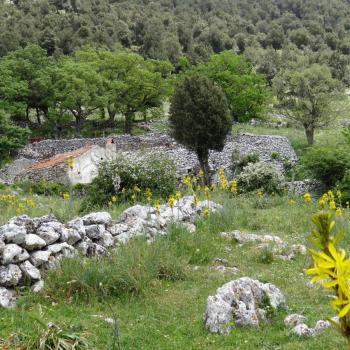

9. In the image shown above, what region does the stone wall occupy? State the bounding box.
[0,132,298,184]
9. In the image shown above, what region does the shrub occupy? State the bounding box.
[300,144,350,188]
[231,150,260,175]
[236,161,285,194]
[80,153,177,211]
[16,180,70,197]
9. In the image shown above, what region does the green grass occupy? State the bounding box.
[0,191,349,349]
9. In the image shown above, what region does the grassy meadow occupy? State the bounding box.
[0,122,349,349]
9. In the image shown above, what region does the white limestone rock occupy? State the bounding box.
[204,277,285,334]
[292,323,315,337]
[36,224,60,245]
[47,242,75,255]
[60,228,82,245]
[66,218,86,237]
[284,314,307,328]
[85,224,106,240]
[0,264,22,287]
[30,250,52,267]
[31,279,44,293]
[2,223,27,244]
[82,212,112,225]
[314,320,331,334]
[20,260,41,281]
[22,234,47,251]
[2,244,29,265]
[0,287,16,308]
[97,232,114,248]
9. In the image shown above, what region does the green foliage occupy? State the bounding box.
[0,112,30,164]
[81,154,177,211]
[257,247,275,264]
[236,161,285,194]
[274,64,341,145]
[301,144,350,188]
[16,180,69,197]
[198,51,269,122]
[169,74,230,183]
[231,150,260,174]
[44,237,187,301]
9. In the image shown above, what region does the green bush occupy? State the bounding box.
[80,153,177,211]
[231,150,260,175]
[15,180,70,197]
[300,144,350,188]
[44,237,187,301]
[236,161,285,194]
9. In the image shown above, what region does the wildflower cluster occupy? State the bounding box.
[0,193,37,214]
[318,190,343,217]
[219,167,229,190]
[306,212,350,344]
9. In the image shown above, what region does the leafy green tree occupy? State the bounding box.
[0,45,53,123]
[274,64,341,145]
[0,112,30,164]
[169,74,231,185]
[198,51,268,122]
[52,56,105,136]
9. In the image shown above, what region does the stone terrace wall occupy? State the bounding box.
[0,132,298,184]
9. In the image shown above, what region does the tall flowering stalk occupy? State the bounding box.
[306,212,350,344]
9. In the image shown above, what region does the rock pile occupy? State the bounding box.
[204,277,285,334]
[220,230,307,261]
[0,196,222,308]
[284,314,331,337]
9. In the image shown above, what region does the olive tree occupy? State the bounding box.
[169,74,231,185]
[274,64,341,145]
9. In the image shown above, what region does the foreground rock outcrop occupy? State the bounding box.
[0,196,222,308]
[204,277,285,334]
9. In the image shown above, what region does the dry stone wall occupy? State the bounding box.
[0,132,298,184]
[0,196,222,308]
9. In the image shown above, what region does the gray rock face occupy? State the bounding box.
[20,261,41,281]
[0,264,22,287]
[292,323,315,337]
[31,280,44,293]
[47,242,75,255]
[0,287,16,308]
[204,277,285,334]
[2,244,29,265]
[285,315,331,337]
[60,228,81,245]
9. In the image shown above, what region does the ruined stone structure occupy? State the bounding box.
[0,132,298,185]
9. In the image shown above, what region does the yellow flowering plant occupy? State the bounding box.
[306,212,350,344]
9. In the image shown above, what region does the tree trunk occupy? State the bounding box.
[124,112,133,135]
[36,108,41,125]
[75,115,83,138]
[305,125,314,145]
[107,106,117,126]
[197,148,210,186]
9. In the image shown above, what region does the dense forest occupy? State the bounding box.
[1,0,350,81]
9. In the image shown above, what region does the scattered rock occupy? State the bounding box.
[284,314,307,328]
[292,323,315,337]
[31,280,44,293]
[314,320,330,334]
[221,230,283,245]
[0,287,16,308]
[211,265,240,274]
[204,277,285,334]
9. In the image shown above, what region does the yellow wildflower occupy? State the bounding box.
[204,186,210,199]
[304,192,312,204]
[289,199,296,205]
[145,188,152,203]
[337,190,342,199]
[198,169,204,178]
[154,199,160,215]
[230,180,237,194]
[175,191,181,201]
[203,207,209,219]
[336,207,343,217]
[111,195,117,203]
[168,195,175,209]
[62,192,70,201]
[319,199,326,209]
[211,183,217,192]
[193,194,198,208]
[329,200,336,210]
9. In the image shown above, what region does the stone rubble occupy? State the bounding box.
[204,277,285,334]
[0,196,222,308]
[284,314,331,337]
[221,230,307,261]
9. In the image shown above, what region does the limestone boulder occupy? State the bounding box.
[0,264,22,287]
[204,277,285,334]
[2,244,29,265]
[82,212,112,225]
